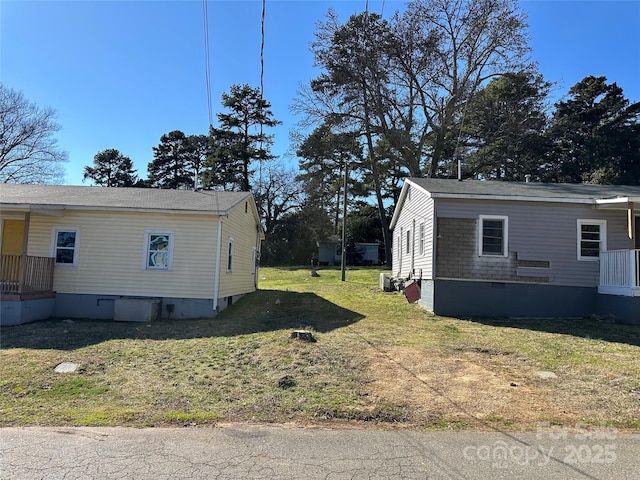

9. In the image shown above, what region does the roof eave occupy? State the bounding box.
[431,193,597,204]
[0,203,65,211]
[595,196,640,208]
[0,203,227,216]
[389,179,433,230]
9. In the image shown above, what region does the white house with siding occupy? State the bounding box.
[0,184,264,325]
[390,178,640,323]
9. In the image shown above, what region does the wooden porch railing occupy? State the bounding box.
[0,255,55,295]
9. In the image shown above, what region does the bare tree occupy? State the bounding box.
[293,1,532,264]
[0,84,67,183]
[296,0,532,178]
[405,0,532,176]
[253,162,303,236]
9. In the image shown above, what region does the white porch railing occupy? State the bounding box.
[599,249,640,296]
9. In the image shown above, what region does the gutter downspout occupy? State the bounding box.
[213,217,223,312]
[255,223,261,289]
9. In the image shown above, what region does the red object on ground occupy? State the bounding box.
[403,281,421,303]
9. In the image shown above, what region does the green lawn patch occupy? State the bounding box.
[1,267,638,431]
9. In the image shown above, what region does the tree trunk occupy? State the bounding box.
[364,128,392,267]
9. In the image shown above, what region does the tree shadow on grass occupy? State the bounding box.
[462,316,640,348]
[0,290,365,351]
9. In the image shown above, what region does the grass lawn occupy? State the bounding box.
[1,267,639,431]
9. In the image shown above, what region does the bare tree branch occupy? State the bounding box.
[0,84,67,184]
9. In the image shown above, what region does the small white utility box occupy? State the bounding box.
[380,273,392,291]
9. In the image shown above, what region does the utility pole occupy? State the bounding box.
[341,155,348,282]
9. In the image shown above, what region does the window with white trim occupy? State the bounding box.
[52,227,80,266]
[478,215,508,257]
[419,223,425,255]
[227,237,234,272]
[406,229,411,254]
[143,230,174,270]
[577,219,606,260]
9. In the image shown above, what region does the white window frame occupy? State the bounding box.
[577,219,607,261]
[419,223,425,255]
[227,236,235,273]
[50,227,81,267]
[478,215,509,257]
[406,229,411,254]
[142,229,174,271]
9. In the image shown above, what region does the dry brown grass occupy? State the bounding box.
[365,347,563,430]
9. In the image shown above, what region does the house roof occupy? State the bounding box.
[390,178,640,229]
[0,184,253,215]
[406,178,640,200]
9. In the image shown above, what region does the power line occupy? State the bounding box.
[202,0,213,128]
[364,0,385,16]
[258,0,266,187]
[260,0,265,101]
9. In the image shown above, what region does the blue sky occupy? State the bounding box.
[2,0,639,186]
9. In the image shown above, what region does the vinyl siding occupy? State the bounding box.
[435,198,629,288]
[24,210,220,298]
[392,184,435,279]
[217,199,261,298]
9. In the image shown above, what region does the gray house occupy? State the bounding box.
[389,178,639,323]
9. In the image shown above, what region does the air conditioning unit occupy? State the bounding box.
[380,273,392,292]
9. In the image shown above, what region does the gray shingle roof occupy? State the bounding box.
[407,178,640,199]
[0,184,252,214]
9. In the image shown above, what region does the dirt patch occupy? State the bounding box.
[363,346,564,430]
[542,367,640,427]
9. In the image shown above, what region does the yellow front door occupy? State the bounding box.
[1,220,25,255]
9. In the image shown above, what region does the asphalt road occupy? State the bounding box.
[1,425,638,479]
